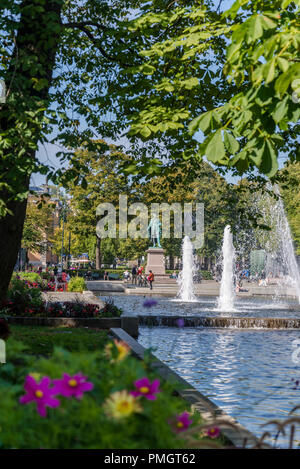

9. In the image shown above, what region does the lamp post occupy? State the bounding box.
[59,200,67,271]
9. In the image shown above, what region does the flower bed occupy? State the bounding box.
[0,332,223,449]
[1,300,122,319]
[1,277,121,319]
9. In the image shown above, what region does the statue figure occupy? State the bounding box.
[147,213,162,248]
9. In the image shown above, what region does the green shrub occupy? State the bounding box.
[100,297,122,317]
[67,277,87,292]
[0,338,221,449]
[200,270,213,280]
[19,272,42,284]
[7,276,43,309]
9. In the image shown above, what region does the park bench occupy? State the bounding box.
[91,272,101,280]
[108,273,120,280]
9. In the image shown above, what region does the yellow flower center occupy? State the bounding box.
[35,390,43,398]
[116,400,134,416]
[140,386,149,394]
[119,401,130,410]
[68,379,78,387]
[177,421,184,428]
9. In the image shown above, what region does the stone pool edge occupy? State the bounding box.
[110,327,262,449]
[138,315,300,329]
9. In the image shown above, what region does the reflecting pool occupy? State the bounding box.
[138,326,300,446]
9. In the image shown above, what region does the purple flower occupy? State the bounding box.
[171,411,193,433]
[53,373,94,399]
[176,318,185,328]
[131,377,160,400]
[206,426,221,439]
[143,299,157,308]
[20,375,60,417]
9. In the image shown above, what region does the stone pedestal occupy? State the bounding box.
[146,248,165,275]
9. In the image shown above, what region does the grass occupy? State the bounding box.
[10,325,109,355]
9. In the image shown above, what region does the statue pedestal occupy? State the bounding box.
[146,248,165,275]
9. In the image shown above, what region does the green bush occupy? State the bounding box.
[67,277,87,293]
[66,269,127,279]
[7,276,43,309]
[100,297,122,317]
[19,272,42,284]
[200,270,213,280]
[0,338,221,449]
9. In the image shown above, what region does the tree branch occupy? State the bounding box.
[62,21,133,68]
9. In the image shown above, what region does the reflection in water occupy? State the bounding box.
[139,327,300,447]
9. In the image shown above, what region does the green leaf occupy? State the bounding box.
[140,126,152,138]
[183,77,199,90]
[141,64,156,75]
[249,15,263,41]
[189,110,213,134]
[272,96,289,123]
[226,41,242,62]
[249,141,265,166]
[277,57,289,73]
[205,130,225,163]
[260,140,278,177]
[261,15,277,30]
[275,64,300,96]
[264,58,276,84]
[224,131,240,154]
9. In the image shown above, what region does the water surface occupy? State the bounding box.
[139,326,300,447]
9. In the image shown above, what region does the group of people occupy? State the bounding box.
[53,266,70,291]
[123,266,155,290]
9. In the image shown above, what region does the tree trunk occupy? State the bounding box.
[96,236,102,269]
[0,0,63,301]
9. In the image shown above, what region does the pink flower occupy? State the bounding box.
[206,426,220,439]
[172,411,193,433]
[19,375,60,417]
[53,373,94,399]
[131,377,160,401]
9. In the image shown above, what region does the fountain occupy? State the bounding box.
[217,225,236,311]
[177,235,197,302]
[269,191,300,303]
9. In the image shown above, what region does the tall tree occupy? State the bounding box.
[22,201,55,254]
[0,0,143,298]
[0,0,64,298]
[66,142,136,268]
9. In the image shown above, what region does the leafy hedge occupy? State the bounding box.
[67,277,87,292]
[66,269,126,279]
[0,300,122,319]
[200,270,213,280]
[0,336,222,448]
[1,278,122,318]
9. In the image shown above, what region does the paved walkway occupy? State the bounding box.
[87,280,299,299]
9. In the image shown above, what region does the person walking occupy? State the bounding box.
[61,270,68,291]
[148,270,154,290]
[137,266,144,286]
[53,265,58,291]
[131,266,137,285]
